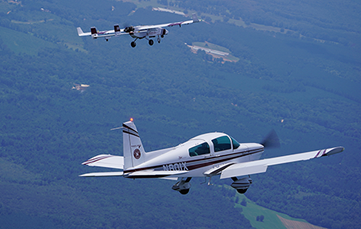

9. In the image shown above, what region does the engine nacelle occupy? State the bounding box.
[124,26,134,33]
[231,177,252,194]
[90,27,97,35]
[114,24,120,33]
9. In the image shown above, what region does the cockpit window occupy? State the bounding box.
[189,142,210,157]
[212,136,231,152]
[230,136,240,149]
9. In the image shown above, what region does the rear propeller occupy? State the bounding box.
[260,129,280,149]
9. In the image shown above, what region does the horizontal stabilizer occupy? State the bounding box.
[221,146,344,179]
[80,172,124,177]
[82,154,124,169]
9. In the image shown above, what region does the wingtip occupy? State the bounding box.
[326,146,345,156]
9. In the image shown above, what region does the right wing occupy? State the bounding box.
[220,146,344,179]
[137,14,201,30]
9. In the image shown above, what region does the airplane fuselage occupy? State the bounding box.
[129,27,168,39]
[81,120,344,195]
[123,132,264,178]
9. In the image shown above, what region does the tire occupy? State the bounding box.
[179,189,189,195]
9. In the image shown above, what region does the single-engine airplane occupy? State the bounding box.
[77,14,201,47]
[80,120,344,195]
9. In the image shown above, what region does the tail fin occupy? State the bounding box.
[77,27,85,36]
[77,27,92,37]
[192,14,200,23]
[123,120,146,170]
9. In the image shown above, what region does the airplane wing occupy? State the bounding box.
[137,14,200,30]
[220,146,344,179]
[124,170,188,179]
[80,172,124,177]
[76,27,127,38]
[80,170,187,178]
[82,154,124,169]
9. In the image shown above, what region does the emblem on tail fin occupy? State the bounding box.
[133,149,141,159]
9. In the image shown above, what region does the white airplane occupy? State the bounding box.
[80,120,344,195]
[77,14,201,47]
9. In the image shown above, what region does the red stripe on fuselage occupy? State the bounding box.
[123,147,263,175]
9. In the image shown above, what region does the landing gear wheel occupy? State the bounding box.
[131,41,136,48]
[237,189,248,194]
[179,189,189,195]
[157,38,161,43]
[149,39,154,46]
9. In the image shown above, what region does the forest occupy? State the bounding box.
[0,0,360,228]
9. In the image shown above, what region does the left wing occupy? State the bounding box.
[123,171,188,179]
[220,146,344,179]
[137,14,200,30]
[77,26,127,38]
[80,172,124,177]
[80,170,187,179]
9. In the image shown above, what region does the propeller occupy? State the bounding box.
[260,129,280,149]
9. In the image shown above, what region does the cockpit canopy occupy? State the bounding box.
[188,134,240,157]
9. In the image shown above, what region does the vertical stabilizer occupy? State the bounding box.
[123,121,146,170]
[192,14,200,23]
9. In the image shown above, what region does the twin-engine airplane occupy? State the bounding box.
[80,120,344,195]
[77,14,200,47]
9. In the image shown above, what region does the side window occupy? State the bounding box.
[212,136,231,152]
[230,136,240,149]
[189,142,210,157]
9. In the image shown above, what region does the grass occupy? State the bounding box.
[192,41,231,53]
[220,185,312,229]
[191,41,240,62]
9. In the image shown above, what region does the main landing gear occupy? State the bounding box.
[130,39,153,47]
[231,176,252,194]
[130,38,160,48]
[172,177,192,195]
[130,38,138,48]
